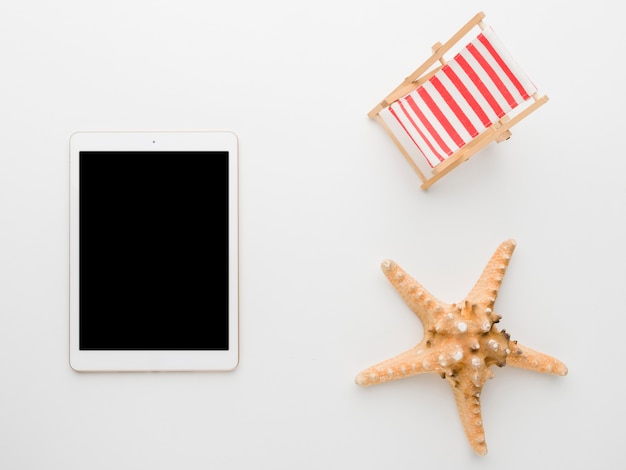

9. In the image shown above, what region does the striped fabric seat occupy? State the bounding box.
[380,27,537,169]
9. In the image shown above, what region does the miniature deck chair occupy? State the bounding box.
[369,12,548,190]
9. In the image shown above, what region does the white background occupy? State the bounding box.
[0,1,622,468]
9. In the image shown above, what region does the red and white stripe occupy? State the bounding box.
[381,26,538,169]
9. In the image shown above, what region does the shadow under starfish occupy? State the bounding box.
[355,239,567,456]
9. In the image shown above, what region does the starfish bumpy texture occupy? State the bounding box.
[355,239,567,456]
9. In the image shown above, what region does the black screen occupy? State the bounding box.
[79,151,229,350]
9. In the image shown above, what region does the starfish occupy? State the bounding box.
[355,239,567,456]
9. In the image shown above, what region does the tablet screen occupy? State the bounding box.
[79,151,229,351]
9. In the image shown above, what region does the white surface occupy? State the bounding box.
[0,1,622,468]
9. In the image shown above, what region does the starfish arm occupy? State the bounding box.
[355,343,440,386]
[381,259,447,329]
[466,239,517,310]
[506,342,568,376]
[450,369,489,456]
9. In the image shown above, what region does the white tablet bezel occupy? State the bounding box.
[69,131,239,372]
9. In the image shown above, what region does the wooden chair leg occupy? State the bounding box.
[495,116,512,143]
[495,130,512,143]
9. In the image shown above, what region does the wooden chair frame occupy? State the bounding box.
[368,12,548,190]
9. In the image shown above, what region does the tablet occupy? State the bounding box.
[69,131,239,371]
